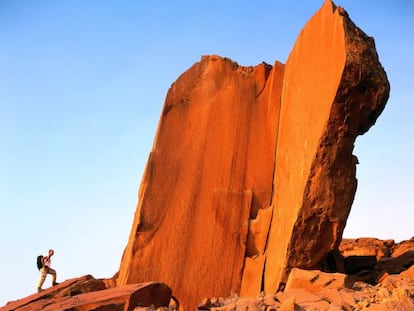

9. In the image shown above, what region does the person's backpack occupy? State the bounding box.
[36,255,43,270]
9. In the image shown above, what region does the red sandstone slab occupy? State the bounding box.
[118,56,283,310]
[265,0,389,292]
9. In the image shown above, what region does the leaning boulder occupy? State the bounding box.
[264,0,389,292]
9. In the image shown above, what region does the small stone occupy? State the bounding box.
[198,297,211,310]
[211,297,220,307]
[357,300,370,308]
[263,295,279,307]
[376,287,390,300]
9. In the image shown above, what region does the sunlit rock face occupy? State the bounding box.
[264,0,389,292]
[117,55,285,310]
[117,0,389,309]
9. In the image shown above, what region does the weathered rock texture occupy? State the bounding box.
[117,0,389,309]
[0,275,172,311]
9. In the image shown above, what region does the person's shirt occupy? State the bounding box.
[43,256,51,268]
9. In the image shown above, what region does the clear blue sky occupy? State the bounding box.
[1,0,413,305]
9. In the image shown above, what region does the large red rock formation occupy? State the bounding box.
[264,0,389,292]
[117,55,285,310]
[117,0,389,309]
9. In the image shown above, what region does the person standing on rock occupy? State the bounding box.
[37,249,58,292]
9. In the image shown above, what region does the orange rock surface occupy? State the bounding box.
[117,55,284,310]
[117,0,389,309]
[264,0,389,292]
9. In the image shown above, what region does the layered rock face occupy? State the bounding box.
[118,0,389,309]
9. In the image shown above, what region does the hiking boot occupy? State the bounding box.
[53,282,59,286]
[37,287,43,293]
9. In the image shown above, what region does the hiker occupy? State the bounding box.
[37,249,58,292]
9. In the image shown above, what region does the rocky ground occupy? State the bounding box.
[194,237,414,311]
[195,267,414,310]
[1,237,413,311]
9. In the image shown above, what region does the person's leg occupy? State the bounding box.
[37,267,47,292]
[47,267,57,285]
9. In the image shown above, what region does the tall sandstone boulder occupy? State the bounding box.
[264,0,389,292]
[117,0,389,309]
[118,55,285,310]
